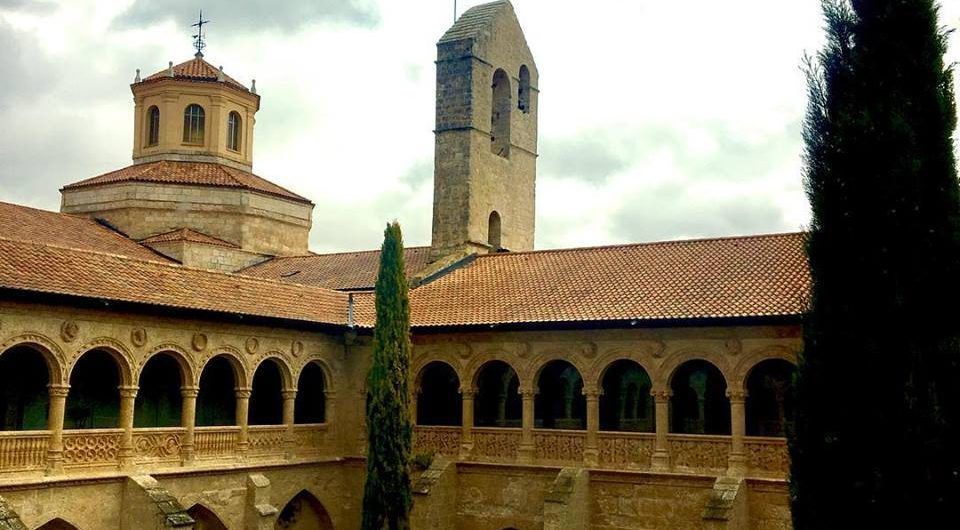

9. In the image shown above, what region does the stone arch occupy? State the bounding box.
[490,68,512,157]
[295,360,328,424]
[466,356,524,393]
[36,517,81,530]
[136,349,189,428]
[197,353,243,427]
[250,355,288,425]
[140,344,196,388]
[187,503,228,530]
[598,359,654,432]
[488,211,502,249]
[412,350,464,389]
[0,340,54,430]
[732,345,798,393]
[68,338,134,386]
[745,358,797,437]
[669,358,730,435]
[415,360,462,426]
[296,357,337,392]
[0,333,66,385]
[590,351,655,392]
[525,352,590,394]
[253,354,295,391]
[654,349,730,392]
[276,489,334,530]
[67,344,132,429]
[198,349,249,389]
[518,64,531,112]
[472,359,522,428]
[534,359,586,430]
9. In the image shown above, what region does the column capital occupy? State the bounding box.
[726,389,748,402]
[282,389,298,400]
[48,384,70,398]
[119,385,139,399]
[583,389,601,399]
[651,389,672,400]
[520,389,538,398]
[235,388,253,399]
[460,389,477,398]
[181,386,200,398]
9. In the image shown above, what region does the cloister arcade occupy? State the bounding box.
[411,348,797,476]
[0,339,332,474]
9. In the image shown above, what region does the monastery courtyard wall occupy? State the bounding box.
[0,298,797,529]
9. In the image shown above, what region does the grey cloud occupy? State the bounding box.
[0,0,55,12]
[609,180,788,243]
[539,130,633,184]
[115,0,379,32]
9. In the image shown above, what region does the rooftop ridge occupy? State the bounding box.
[61,160,312,204]
[0,200,174,263]
[269,245,433,261]
[0,235,347,299]
[476,231,807,259]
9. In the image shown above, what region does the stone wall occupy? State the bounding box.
[61,182,312,258]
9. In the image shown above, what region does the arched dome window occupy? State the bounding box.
[182,104,205,144]
[226,111,242,152]
[146,106,160,147]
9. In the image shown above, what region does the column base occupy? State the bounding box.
[181,446,195,466]
[45,451,63,476]
[651,449,670,471]
[726,454,747,477]
[518,443,535,464]
[583,447,599,467]
[458,441,474,460]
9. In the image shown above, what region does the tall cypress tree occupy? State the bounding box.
[791,1,960,527]
[361,222,413,530]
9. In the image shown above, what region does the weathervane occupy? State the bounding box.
[192,9,210,57]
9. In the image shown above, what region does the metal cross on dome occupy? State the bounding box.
[192,9,210,57]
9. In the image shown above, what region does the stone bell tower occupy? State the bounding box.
[430,0,539,260]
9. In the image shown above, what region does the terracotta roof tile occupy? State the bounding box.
[0,237,349,326]
[61,160,312,204]
[141,56,249,92]
[0,201,170,262]
[140,228,238,248]
[406,233,810,327]
[241,247,433,291]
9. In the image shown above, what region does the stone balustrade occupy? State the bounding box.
[413,426,789,479]
[0,422,332,475]
[0,430,49,473]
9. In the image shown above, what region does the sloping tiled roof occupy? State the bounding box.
[0,201,169,262]
[241,247,433,291]
[61,160,312,204]
[141,228,239,248]
[440,1,511,43]
[406,233,810,328]
[141,56,249,92]
[0,237,350,326]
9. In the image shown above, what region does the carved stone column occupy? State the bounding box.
[651,389,672,471]
[46,383,70,475]
[282,389,297,459]
[727,389,748,476]
[518,389,536,463]
[583,388,600,466]
[180,386,199,464]
[324,390,337,455]
[119,385,139,468]
[459,390,475,459]
[235,388,252,457]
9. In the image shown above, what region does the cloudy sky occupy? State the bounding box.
[1,0,958,253]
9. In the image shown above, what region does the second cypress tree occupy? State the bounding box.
[361,222,413,530]
[791,1,960,527]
